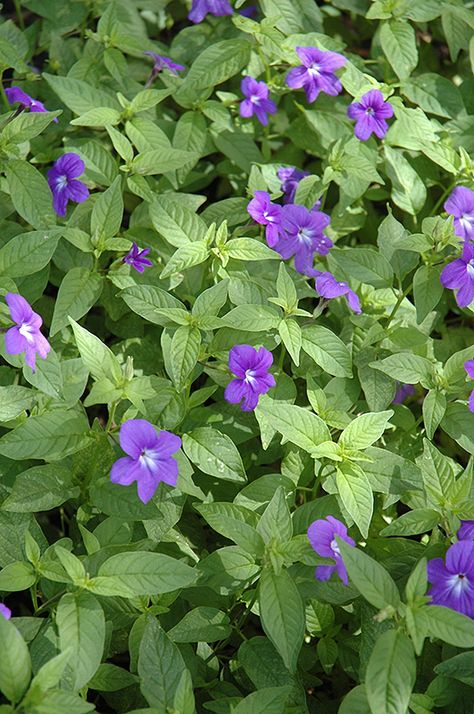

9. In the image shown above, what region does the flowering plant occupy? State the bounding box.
[0,1,473,712]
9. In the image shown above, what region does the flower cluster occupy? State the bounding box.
[427,520,474,619]
[440,187,474,309]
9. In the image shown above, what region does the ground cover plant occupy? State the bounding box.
[0,0,473,712]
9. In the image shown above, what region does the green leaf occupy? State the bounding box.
[176,39,250,106]
[258,568,305,673]
[195,503,265,556]
[401,73,464,119]
[441,402,474,455]
[0,561,36,591]
[380,20,418,80]
[69,319,122,383]
[120,284,185,326]
[91,176,124,241]
[278,319,301,366]
[0,614,31,704]
[365,630,416,714]
[336,465,373,539]
[0,410,90,461]
[172,111,207,184]
[256,395,331,453]
[213,130,264,173]
[2,464,79,513]
[441,5,474,61]
[257,487,292,545]
[131,148,198,176]
[138,616,188,711]
[0,229,61,278]
[260,0,322,32]
[330,247,393,288]
[276,263,297,311]
[370,354,434,386]
[182,427,246,483]
[149,196,208,247]
[426,605,474,647]
[422,390,446,440]
[70,107,121,126]
[434,652,474,687]
[56,592,105,690]
[224,238,280,262]
[233,686,291,714]
[44,73,119,114]
[160,241,210,279]
[91,552,197,596]
[6,161,56,229]
[0,386,35,422]
[338,539,400,609]
[384,146,426,215]
[167,607,231,643]
[222,305,280,331]
[301,326,352,377]
[87,663,138,692]
[339,411,393,451]
[413,265,444,324]
[168,326,201,390]
[380,509,440,536]
[50,269,103,336]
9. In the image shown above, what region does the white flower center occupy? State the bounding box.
[330,538,340,556]
[467,260,474,278]
[56,175,68,190]
[298,228,312,246]
[309,63,321,76]
[250,95,261,105]
[139,448,158,467]
[19,323,35,343]
[449,573,469,595]
[263,210,275,223]
[245,369,257,384]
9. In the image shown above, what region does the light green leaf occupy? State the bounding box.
[0,410,90,461]
[384,146,426,215]
[426,605,474,647]
[50,268,103,336]
[380,509,440,536]
[160,241,210,279]
[365,630,416,714]
[183,427,246,483]
[302,326,352,377]
[91,552,197,596]
[256,395,331,453]
[258,568,305,673]
[70,107,121,126]
[278,319,301,366]
[380,20,418,80]
[0,229,61,278]
[339,411,393,451]
[149,196,208,247]
[69,319,122,383]
[370,354,434,386]
[6,161,56,229]
[168,607,231,643]
[338,540,400,609]
[168,326,201,390]
[0,614,31,704]
[336,465,373,538]
[91,176,124,241]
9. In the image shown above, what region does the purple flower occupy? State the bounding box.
[347,89,393,141]
[4,293,50,372]
[458,521,474,541]
[110,419,181,504]
[286,46,346,104]
[247,190,282,247]
[427,540,474,619]
[188,0,233,23]
[239,4,257,17]
[274,204,332,277]
[444,187,474,243]
[123,243,152,273]
[393,382,415,404]
[144,52,185,76]
[315,272,362,314]
[239,77,277,126]
[464,359,474,413]
[307,516,355,586]
[5,86,58,122]
[47,153,89,218]
[277,166,310,204]
[440,243,474,308]
[0,604,11,620]
[224,345,275,412]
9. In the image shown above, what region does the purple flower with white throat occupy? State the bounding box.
[427,540,474,619]
[4,293,50,372]
[239,77,277,126]
[188,0,233,23]
[144,52,185,76]
[225,345,275,412]
[286,46,346,104]
[440,243,474,308]
[247,190,282,247]
[464,360,474,412]
[47,153,89,218]
[444,187,474,243]
[277,166,310,204]
[5,86,58,122]
[274,204,332,277]
[0,604,11,620]
[307,516,355,585]
[315,272,362,314]
[123,243,152,273]
[110,419,181,504]
[458,520,474,541]
[347,89,393,141]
